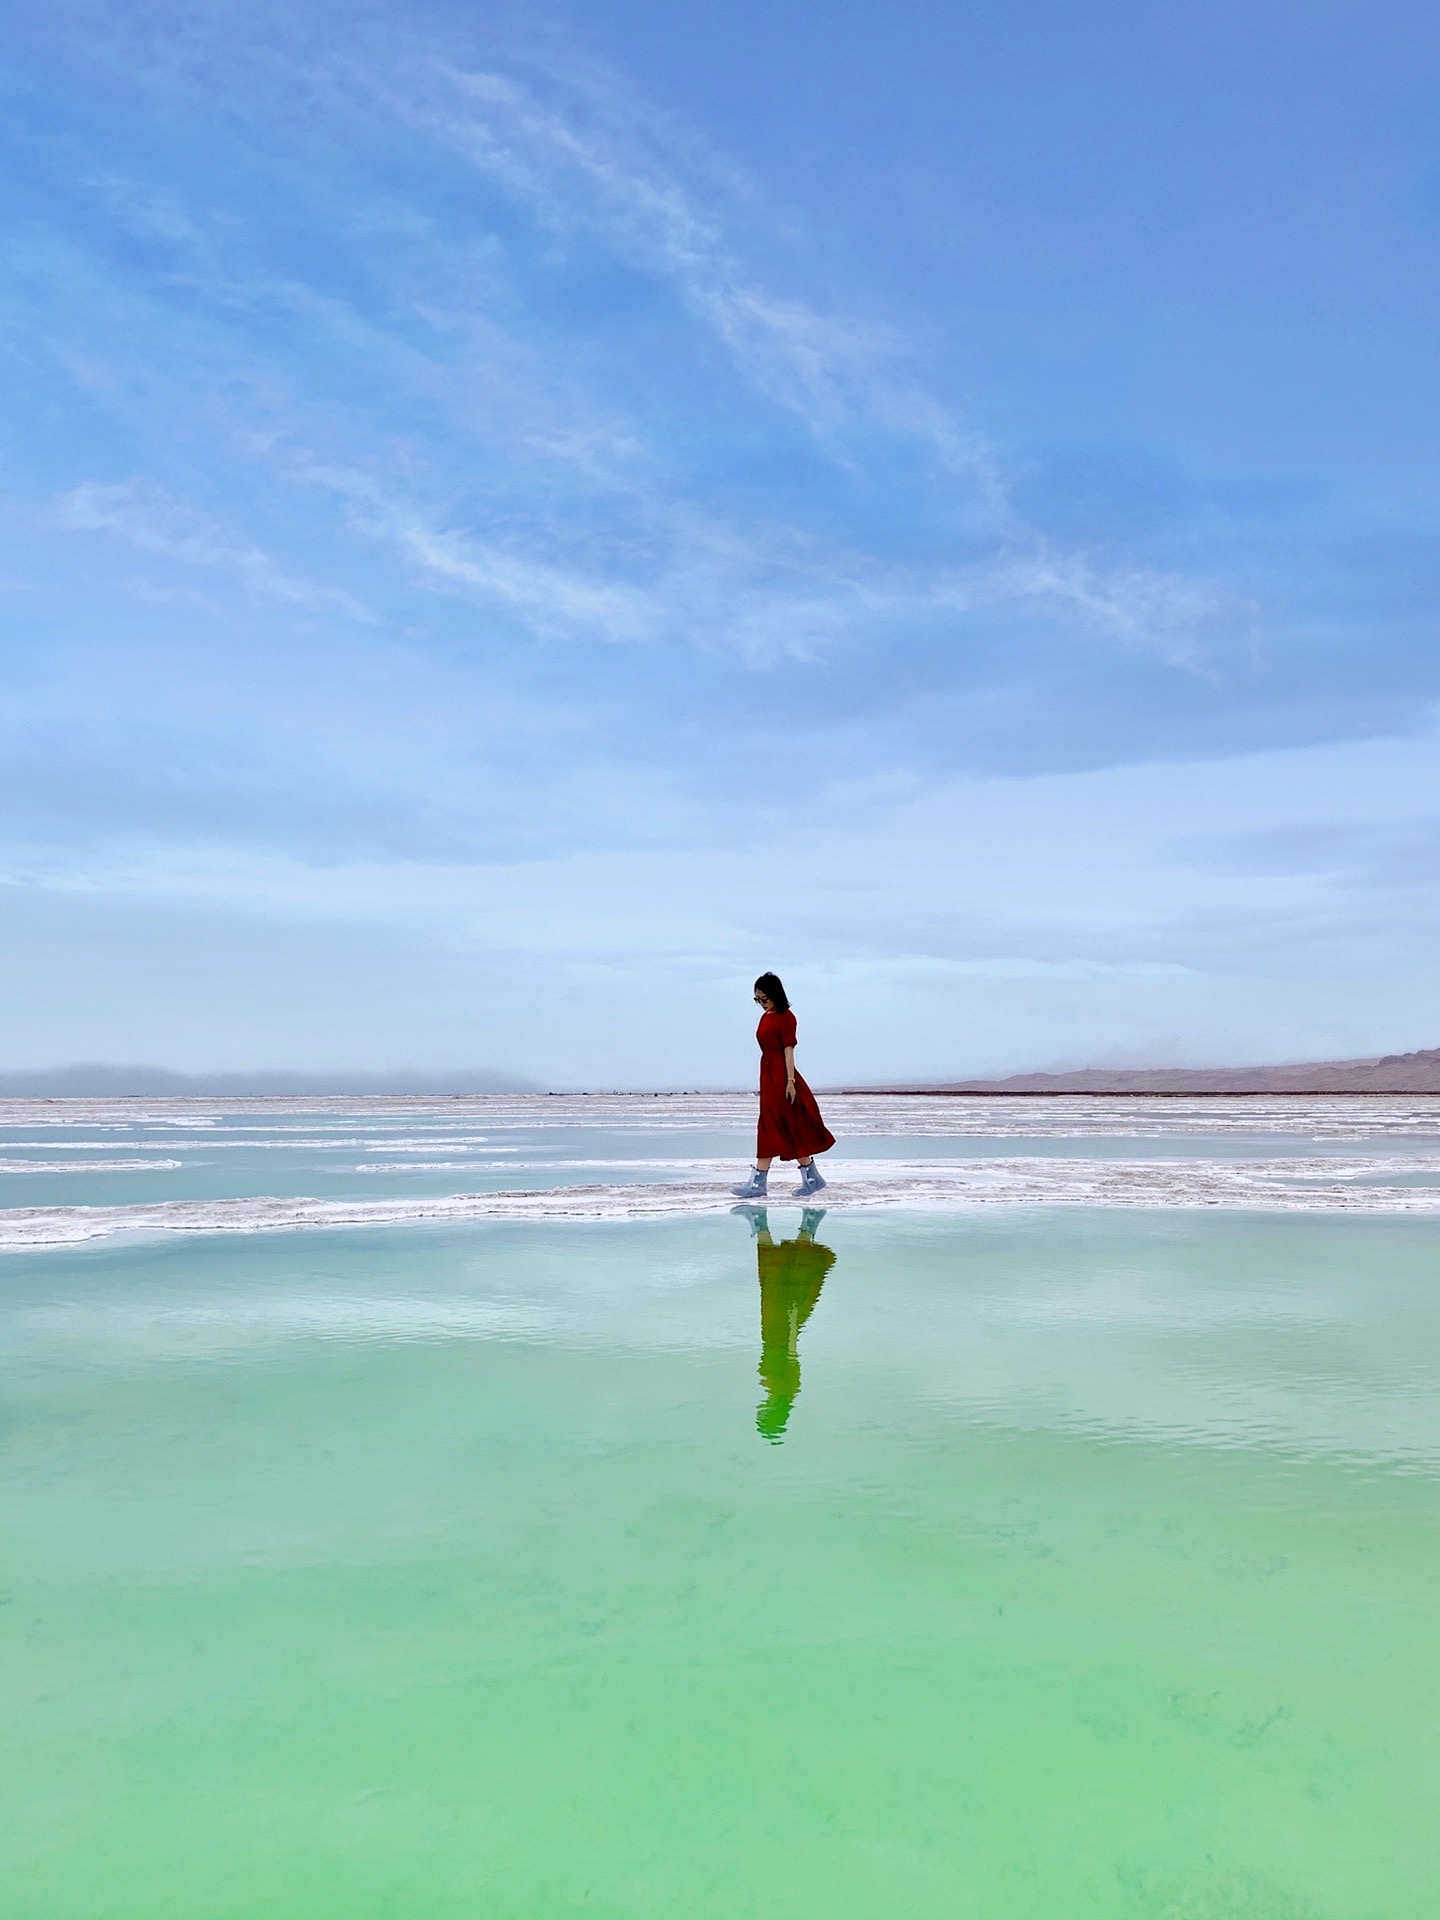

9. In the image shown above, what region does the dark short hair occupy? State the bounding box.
[753,972,790,1013]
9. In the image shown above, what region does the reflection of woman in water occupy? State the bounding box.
[730,972,836,1201]
[739,1207,836,1441]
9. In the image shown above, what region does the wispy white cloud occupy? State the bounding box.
[13,12,1245,680]
[324,40,1238,667]
[408,51,1010,493]
[942,547,1248,671]
[292,456,883,662]
[51,481,372,620]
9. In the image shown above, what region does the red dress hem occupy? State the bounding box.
[754,1010,835,1161]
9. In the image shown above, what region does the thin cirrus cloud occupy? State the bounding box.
[11,6,1237,682]
[356,41,1235,662]
[50,481,372,619]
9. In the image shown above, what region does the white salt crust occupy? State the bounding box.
[6,1090,1440,1138]
[7,1153,1440,1249]
[6,1094,1440,1247]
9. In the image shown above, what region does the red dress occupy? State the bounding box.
[755,1010,835,1161]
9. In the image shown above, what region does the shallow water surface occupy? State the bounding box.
[4,1206,1438,1917]
[11,1092,1440,1242]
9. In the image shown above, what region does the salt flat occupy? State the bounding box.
[7,1093,1440,1247]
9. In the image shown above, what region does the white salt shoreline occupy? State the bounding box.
[7,1153,1440,1249]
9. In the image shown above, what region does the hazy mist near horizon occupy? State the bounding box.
[0,1065,539,1098]
[9,1037,1434,1098]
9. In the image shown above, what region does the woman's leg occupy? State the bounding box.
[756,1157,773,1171]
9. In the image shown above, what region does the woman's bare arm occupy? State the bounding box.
[784,1045,797,1101]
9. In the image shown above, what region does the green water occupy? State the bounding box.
[5,1210,1438,1917]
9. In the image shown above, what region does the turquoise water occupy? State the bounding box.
[5,1202,1438,1917]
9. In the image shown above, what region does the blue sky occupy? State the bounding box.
[3,0,1439,1087]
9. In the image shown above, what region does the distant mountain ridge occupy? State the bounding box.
[862,1046,1440,1095]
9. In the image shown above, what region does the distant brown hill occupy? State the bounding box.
[858,1046,1440,1096]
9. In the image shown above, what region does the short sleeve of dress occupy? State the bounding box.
[778,1011,798,1046]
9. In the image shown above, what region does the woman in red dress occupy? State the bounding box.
[730,972,835,1200]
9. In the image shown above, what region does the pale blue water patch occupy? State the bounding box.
[0,1131,742,1210]
[0,1111,763,1210]
[1325,1170,1440,1188]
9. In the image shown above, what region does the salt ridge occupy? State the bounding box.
[0,1158,183,1174]
[7,1090,1440,1139]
